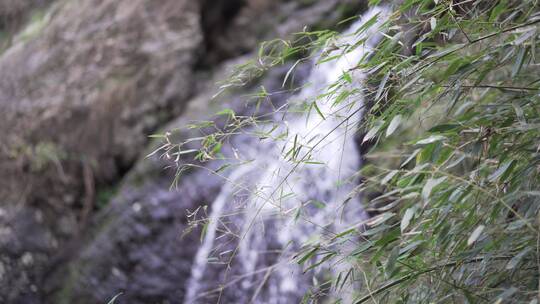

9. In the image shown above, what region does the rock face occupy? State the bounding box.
[0,0,202,302]
[56,165,224,304]
[0,0,366,303]
[0,0,202,204]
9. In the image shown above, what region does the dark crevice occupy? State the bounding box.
[197,0,247,68]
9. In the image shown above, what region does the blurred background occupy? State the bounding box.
[0,0,368,303]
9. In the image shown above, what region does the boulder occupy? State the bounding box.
[0,0,202,301]
[0,0,202,205]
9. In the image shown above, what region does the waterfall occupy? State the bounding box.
[184,6,389,304]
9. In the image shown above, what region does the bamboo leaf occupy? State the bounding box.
[488,160,515,182]
[489,0,508,21]
[430,17,437,31]
[512,102,526,125]
[363,121,384,143]
[375,71,391,101]
[282,59,302,88]
[506,248,532,269]
[428,124,460,133]
[467,225,485,246]
[400,207,415,232]
[297,246,320,265]
[313,102,326,120]
[422,177,447,200]
[495,287,518,303]
[215,108,236,118]
[416,135,446,145]
[366,212,396,227]
[107,293,123,304]
[512,46,526,77]
[343,72,352,84]
[385,246,400,275]
[386,115,402,137]
[381,170,399,185]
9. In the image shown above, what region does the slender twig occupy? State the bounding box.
[450,13,472,43]
[442,84,540,91]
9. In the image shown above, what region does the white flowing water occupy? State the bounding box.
[184,6,389,304]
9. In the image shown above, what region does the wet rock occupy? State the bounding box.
[0,206,54,303]
[54,178,223,304]
[199,0,367,66]
[0,0,202,205]
[0,0,202,301]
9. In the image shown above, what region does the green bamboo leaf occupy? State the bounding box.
[430,17,437,31]
[400,149,421,168]
[340,268,353,290]
[428,124,460,133]
[400,207,415,232]
[386,115,402,137]
[362,224,391,236]
[385,246,400,275]
[513,28,536,46]
[351,242,373,256]
[311,200,326,209]
[495,287,518,303]
[488,160,515,182]
[304,252,337,273]
[333,90,352,106]
[215,108,236,118]
[426,43,465,60]
[381,170,399,185]
[445,154,466,170]
[215,163,232,173]
[294,206,302,222]
[331,228,357,241]
[354,11,381,35]
[148,134,167,138]
[334,272,342,291]
[297,246,320,265]
[467,225,485,246]
[399,240,424,255]
[512,46,526,77]
[375,71,391,101]
[416,135,446,145]
[107,293,123,304]
[422,177,447,200]
[200,221,209,243]
[512,102,526,125]
[399,74,422,93]
[489,0,508,21]
[506,248,532,269]
[317,54,341,64]
[282,59,302,88]
[343,72,352,84]
[313,102,326,120]
[363,121,384,143]
[366,212,396,227]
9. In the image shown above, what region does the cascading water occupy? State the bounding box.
[184,6,389,304]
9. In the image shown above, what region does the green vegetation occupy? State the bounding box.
[96,186,118,209]
[162,0,540,302]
